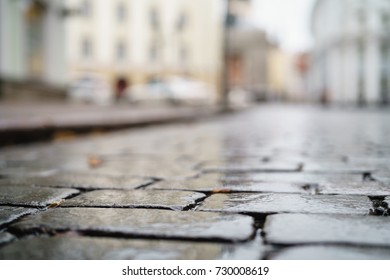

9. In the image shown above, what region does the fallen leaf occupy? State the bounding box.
[48,200,63,208]
[212,188,231,194]
[53,130,76,141]
[88,155,103,168]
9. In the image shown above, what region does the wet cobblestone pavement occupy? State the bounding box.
[1,105,390,259]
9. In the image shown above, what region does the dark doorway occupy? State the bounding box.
[115,77,128,102]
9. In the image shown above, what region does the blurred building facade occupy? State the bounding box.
[65,0,223,100]
[0,0,67,101]
[310,0,390,105]
[226,0,271,102]
[267,47,310,102]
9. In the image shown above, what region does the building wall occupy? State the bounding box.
[65,0,223,99]
[0,0,66,86]
[310,0,390,105]
[0,0,27,80]
[267,48,287,99]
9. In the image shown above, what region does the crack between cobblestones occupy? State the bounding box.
[0,203,47,209]
[185,192,210,211]
[368,196,389,216]
[13,178,158,192]
[301,183,320,194]
[203,169,304,175]
[57,205,194,211]
[262,244,286,260]
[7,227,248,244]
[134,178,160,190]
[363,172,376,182]
[0,208,45,233]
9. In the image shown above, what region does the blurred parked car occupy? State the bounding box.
[167,77,215,105]
[125,77,215,105]
[125,78,173,104]
[69,76,112,105]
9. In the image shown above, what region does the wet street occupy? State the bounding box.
[1,104,390,259]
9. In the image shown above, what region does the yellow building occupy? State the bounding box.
[65,0,223,101]
[267,46,309,102]
[267,46,288,100]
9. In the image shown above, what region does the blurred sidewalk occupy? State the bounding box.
[0,102,219,145]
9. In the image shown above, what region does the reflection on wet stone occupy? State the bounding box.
[264,214,390,246]
[0,232,15,245]
[318,181,390,196]
[219,173,364,184]
[11,208,254,242]
[372,171,390,183]
[0,234,265,260]
[61,189,206,210]
[150,178,313,194]
[271,245,390,260]
[90,158,200,179]
[200,160,301,173]
[199,193,371,215]
[302,162,376,173]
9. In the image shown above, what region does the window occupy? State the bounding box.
[117,2,127,22]
[80,0,92,17]
[382,13,390,28]
[149,42,158,62]
[81,37,92,58]
[381,43,389,104]
[149,7,159,30]
[180,46,188,64]
[357,10,366,30]
[176,12,188,31]
[116,41,126,61]
[357,42,365,104]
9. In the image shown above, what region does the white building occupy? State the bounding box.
[310,0,390,105]
[0,0,66,86]
[65,0,223,99]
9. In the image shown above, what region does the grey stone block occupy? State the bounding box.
[264,213,390,246]
[199,193,371,215]
[11,208,254,242]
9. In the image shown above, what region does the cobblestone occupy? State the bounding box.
[264,214,390,246]
[218,173,364,184]
[0,233,265,260]
[11,208,254,242]
[270,245,390,260]
[318,181,390,196]
[89,158,200,179]
[371,171,390,183]
[0,232,15,245]
[1,105,390,259]
[0,173,153,190]
[0,207,36,226]
[199,160,301,173]
[302,161,376,173]
[0,157,91,176]
[198,193,371,215]
[61,189,205,210]
[0,185,79,207]
[150,176,312,194]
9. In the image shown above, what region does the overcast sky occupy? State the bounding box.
[251,0,316,52]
